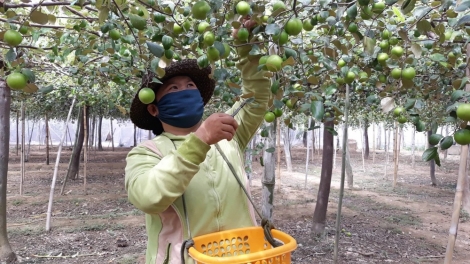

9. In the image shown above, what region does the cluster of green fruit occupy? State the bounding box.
[454,103,470,145]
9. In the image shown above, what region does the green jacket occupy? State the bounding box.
[125,55,271,264]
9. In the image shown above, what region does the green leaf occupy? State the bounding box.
[422,147,438,162]
[413,6,432,19]
[429,53,446,62]
[401,0,416,15]
[150,58,160,73]
[416,20,432,34]
[5,48,16,62]
[326,127,338,136]
[38,85,54,94]
[387,0,400,5]
[248,44,261,56]
[363,36,376,56]
[456,15,470,27]
[451,90,466,102]
[310,101,325,121]
[404,98,416,109]
[30,10,48,25]
[214,41,225,57]
[21,69,35,83]
[265,147,275,153]
[146,42,164,57]
[98,7,109,24]
[440,136,454,150]
[455,0,470,12]
[265,23,281,35]
[271,80,280,94]
[434,155,441,167]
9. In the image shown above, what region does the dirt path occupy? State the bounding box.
[4,147,470,263]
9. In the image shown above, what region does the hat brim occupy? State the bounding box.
[130,59,215,135]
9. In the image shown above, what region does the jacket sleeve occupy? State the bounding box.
[124,133,210,215]
[226,51,272,151]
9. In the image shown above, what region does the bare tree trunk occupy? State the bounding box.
[311,120,334,236]
[262,120,276,221]
[98,115,103,151]
[20,102,25,196]
[372,123,376,163]
[110,119,115,151]
[46,97,76,232]
[283,125,292,172]
[89,114,95,149]
[346,143,354,189]
[61,107,85,194]
[16,111,19,156]
[0,79,17,263]
[83,107,88,195]
[428,130,438,186]
[393,122,400,188]
[411,127,416,168]
[45,114,50,165]
[363,119,369,159]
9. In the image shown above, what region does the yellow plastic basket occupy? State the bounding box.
[187,226,297,264]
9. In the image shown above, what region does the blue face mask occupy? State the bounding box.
[156,89,204,128]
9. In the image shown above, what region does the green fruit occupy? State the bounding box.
[273,1,286,11]
[358,0,370,6]
[153,13,166,23]
[6,72,27,90]
[236,1,251,16]
[129,14,147,30]
[3,29,23,47]
[382,29,390,39]
[18,26,28,34]
[336,77,345,84]
[456,103,470,121]
[348,22,358,33]
[359,71,368,82]
[207,46,220,61]
[391,46,404,57]
[273,108,283,117]
[237,28,249,41]
[454,129,470,145]
[344,71,356,84]
[372,2,385,13]
[285,18,303,36]
[221,43,231,59]
[393,107,404,117]
[164,49,174,59]
[272,30,288,45]
[266,55,283,72]
[397,115,407,124]
[182,20,191,31]
[445,31,452,40]
[109,29,121,40]
[414,30,420,38]
[138,88,156,104]
[197,21,210,33]
[378,74,387,83]
[191,1,211,20]
[162,35,173,50]
[379,40,389,50]
[389,37,399,45]
[377,52,389,65]
[173,24,183,35]
[264,112,276,123]
[303,20,314,31]
[428,134,443,146]
[203,31,215,46]
[338,59,346,68]
[361,6,373,19]
[259,55,268,65]
[391,68,402,79]
[402,67,416,80]
[285,99,295,109]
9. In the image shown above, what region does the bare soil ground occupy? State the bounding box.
[5,144,470,263]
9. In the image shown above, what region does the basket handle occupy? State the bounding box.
[214,143,283,248]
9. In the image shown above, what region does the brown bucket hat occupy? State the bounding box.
[130,59,215,135]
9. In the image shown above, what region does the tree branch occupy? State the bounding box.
[65,6,96,22]
[3,1,91,8]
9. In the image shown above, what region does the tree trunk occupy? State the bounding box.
[20,101,25,196]
[89,114,95,148]
[393,123,400,188]
[0,80,17,262]
[98,115,103,151]
[26,121,35,162]
[283,125,292,172]
[83,107,88,195]
[45,114,50,165]
[302,131,307,147]
[262,120,276,221]
[16,111,19,156]
[411,127,416,168]
[63,106,85,189]
[363,119,370,159]
[311,120,334,236]
[346,143,354,189]
[110,119,115,151]
[428,130,437,186]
